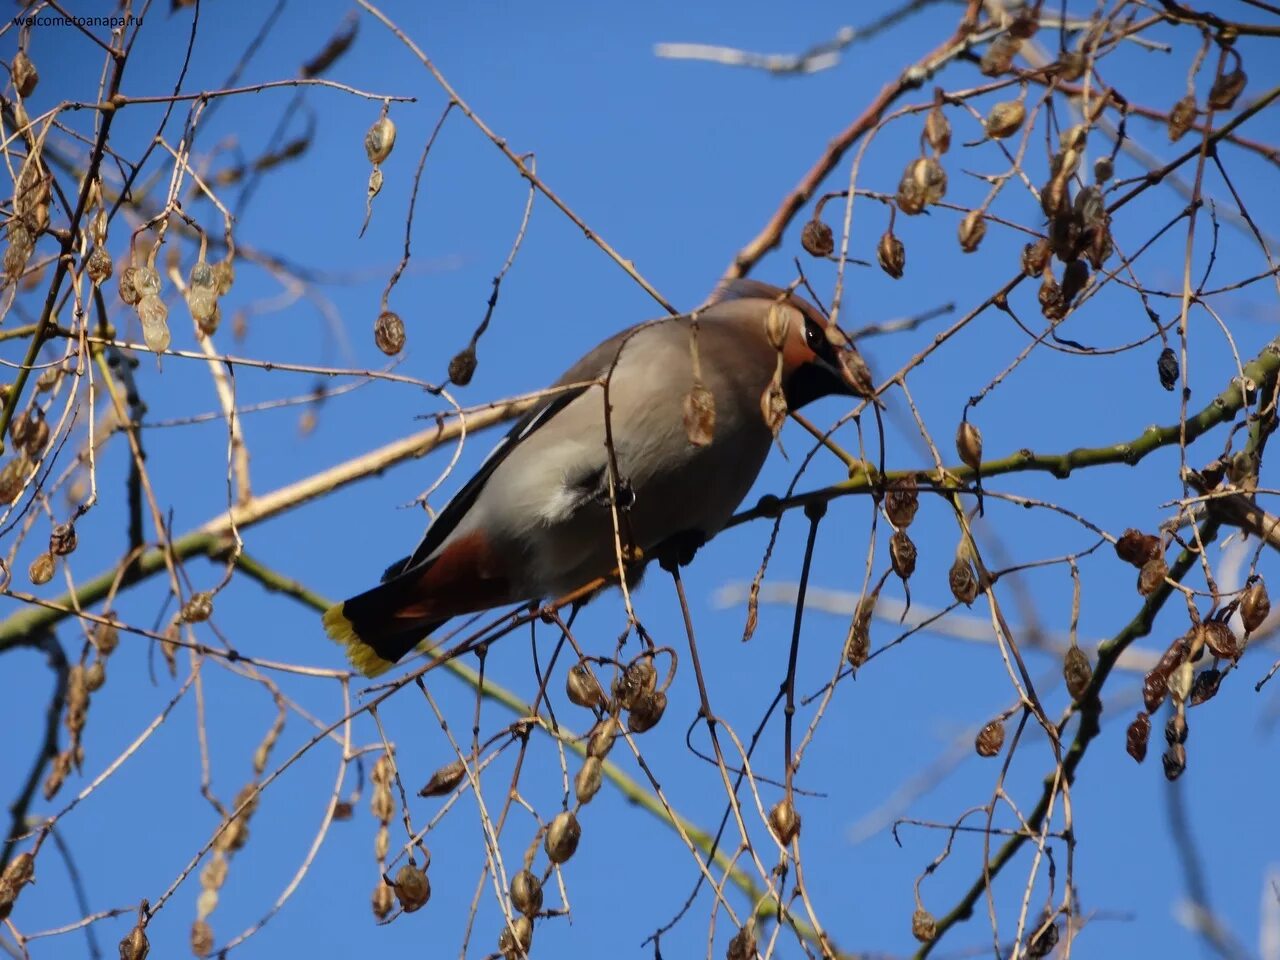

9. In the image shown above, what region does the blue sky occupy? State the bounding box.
[3,1,1279,958]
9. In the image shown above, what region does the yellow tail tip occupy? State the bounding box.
[322,603,394,678]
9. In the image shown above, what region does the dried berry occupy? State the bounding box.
[190,919,213,958]
[1126,711,1150,763]
[1028,918,1060,958]
[1038,271,1066,321]
[566,661,606,710]
[1094,156,1114,183]
[1137,556,1168,596]
[28,551,54,585]
[1208,68,1247,111]
[392,862,430,912]
[975,718,1005,757]
[586,717,619,759]
[374,310,405,355]
[118,265,141,305]
[1063,645,1093,701]
[498,916,533,960]
[912,907,938,943]
[544,810,581,864]
[1189,668,1222,706]
[985,99,1026,139]
[1165,711,1188,745]
[510,869,543,917]
[727,923,757,960]
[877,229,905,278]
[1202,620,1241,661]
[958,211,986,253]
[371,881,394,920]
[949,553,979,606]
[1157,347,1179,390]
[885,476,919,528]
[1240,579,1270,633]
[364,115,397,165]
[925,103,951,154]
[49,522,76,556]
[449,345,477,386]
[1168,94,1197,142]
[1058,51,1087,82]
[137,294,170,354]
[213,258,235,296]
[980,34,1021,76]
[683,382,716,448]
[627,688,667,734]
[1021,238,1051,277]
[889,529,916,580]
[955,420,982,472]
[182,591,213,623]
[1115,529,1159,567]
[1142,670,1168,713]
[768,798,801,845]
[419,758,466,797]
[118,921,149,960]
[86,245,112,285]
[12,51,38,97]
[85,659,106,692]
[1162,743,1186,781]
[800,219,834,258]
[612,658,657,711]
[575,756,603,805]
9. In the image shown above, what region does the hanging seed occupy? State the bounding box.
[48,522,76,556]
[137,295,171,354]
[93,620,119,656]
[1208,68,1247,111]
[575,756,604,805]
[845,615,870,669]
[0,456,25,502]
[949,554,979,606]
[587,717,620,759]
[876,229,905,278]
[1126,712,1150,763]
[975,718,1005,758]
[958,211,986,253]
[768,798,801,845]
[1189,668,1222,706]
[12,51,38,97]
[371,881,394,920]
[760,378,787,437]
[374,310,405,356]
[118,921,149,960]
[979,34,1021,75]
[86,246,112,285]
[510,869,543,917]
[0,852,34,921]
[1021,239,1050,277]
[1028,919,1059,958]
[1115,529,1159,567]
[1162,743,1186,781]
[1165,712,1188,745]
[1202,620,1241,661]
[1142,670,1168,713]
[364,115,397,165]
[1094,156,1114,183]
[955,420,982,472]
[213,258,234,296]
[885,476,919,528]
[925,104,951,154]
[1168,95,1197,142]
[627,688,667,734]
[896,168,926,215]
[419,758,466,797]
[1240,579,1270,633]
[1156,347,1179,390]
[182,591,213,623]
[727,923,758,960]
[612,658,657,711]
[683,382,716,448]
[890,529,916,580]
[912,907,938,942]
[134,265,161,296]
[1137,556,1168,596]
[1038,271,1066,320]
[985,99,1026,139]
[189,259,216,292]
[911,156,947,205]
[449,345,478,386]
[498,916,534,960]
[1058,51,1087,82]
[1074,185,1106,229]
[9,411,31,448]
[1063,645,1093,700]
[118,265,141,305]
[1061,259,1089,302]
[392,863,430,913]
[24,415,48,458]
[800,219,834,258]
[544,810,581,864]
[85,659,106,692]
[566,662,606,710]
[28,552,54,585]
[190,919,213,958]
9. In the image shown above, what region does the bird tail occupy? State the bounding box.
[322,570,446,677]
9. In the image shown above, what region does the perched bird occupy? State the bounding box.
[324,279,876,676]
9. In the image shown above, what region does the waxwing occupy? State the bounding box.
[324,279,878,675]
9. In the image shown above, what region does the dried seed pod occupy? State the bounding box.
[683,382,716,447]
[137,294,171,354]
[912,907,938,943]
[1058,51,1087,82]
[498,916,534,960]
[449,345,477,386]
[1142,670,1168,713]
[49,522,76,556]
[627,688,667,734]
[1115,529,1160,567]
[370,787,394,826]
[566,661,606,710]
[1125,712,1150,763]
[1157,347,1179,390]
[419,758,466,797]
[1240,579,1270,633]
[975,718,1005,757]
[1028,918,1060,958]
[93,621,119,656]
[118,921,149,960]
[1189,667,1222,706]
[1094,156,1114,183]
[86,245,112,285]
[612,658,657,711]
[182,591,213,623]
[726,923,757,960]
[9,410,31,448]
[190,919,213,958]
[768,798,801,845]
[979,34,1021,76]
[1074,185,1105,229]
[1038,271,1066,321]
[374,310,405,356]
[0,457,26,503]
[760,378,787,436]
[134,265,161,297]
[1208,68,1247,111]
[1162,743,1186,781]
[985,99,1025,139]
[364,115,397,164]
[1137,556,1168,596]
[885,478,919,529]
[889,529,916,580]
[575,756,604,805]
[1168,95,1197,142]
[1063,645,1093,701]
[1165,711,1188,745]
[12,51,38,97]
[1202,620,1241,661]
[845,615,870,669]
[877,229,905,278]
[371,881,394,920]
[958,211,986,253]
[586,717,620,759]
[510,869,543,917]
[896,170,926,215]
[925,103,951,154]
[0,852,34,921]
[28,551,54,585]
[213,258,235,296]
[800,219,834,258]
[1021,239,1051,277]
[949,553,979,606]
[392,863,430,912]
[911,156,947,205]
[955,420,982,472]
[544,810,581,864]
[24,415,48,458]
[118,265,141,305]
[187,261,218,326]
[85,659,106,692]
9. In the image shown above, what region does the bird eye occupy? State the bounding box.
[804,319,824,352]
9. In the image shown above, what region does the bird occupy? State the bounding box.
[323,279,878,676]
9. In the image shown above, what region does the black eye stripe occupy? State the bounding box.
[804,319,836,362]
